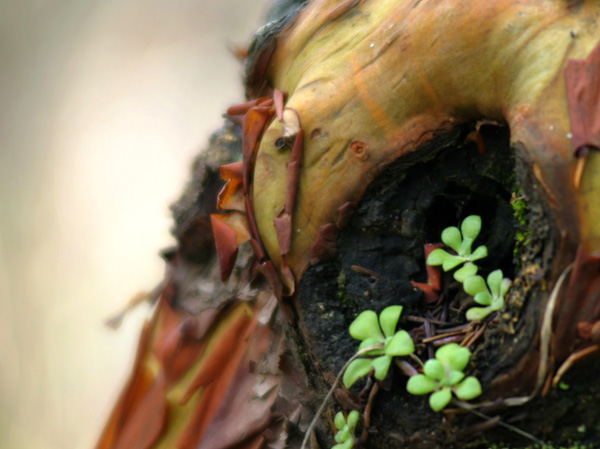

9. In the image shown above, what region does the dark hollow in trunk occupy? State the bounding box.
[291,123,600,448]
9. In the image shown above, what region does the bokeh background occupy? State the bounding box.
[0,1,272,447]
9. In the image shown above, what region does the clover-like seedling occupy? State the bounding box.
[464,269,511,321]
[406,343,482,411]
[343,306,415,388]
[426,215,488,282]
[332,410,359,449]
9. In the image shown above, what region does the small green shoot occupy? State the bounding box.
[426,215,488,281]
[463,269,511,321]
[332,410,359,449]
[343,306,415,388]
[406,343,482,411]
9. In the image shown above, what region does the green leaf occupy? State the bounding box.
[343,358,373,388]
[446,370,466,386]
[332,438,354,449]
[442,254,464,271]
[407,374,439,395]
[426,248,450,266]
[384,330,415,356]
[454,263,478,283]
[441,226,462,253]
[335,427,350,443]
[469,245,488,261]
[379,305,403,338]
[487,269,503,297]
[463,275,487,296]
[461,215,482,241]
[372,355,392,380]
[435,343,459,364]
[490,295,505,312]
[347,410,359,429]
[429,387,452,412]
[460,236,475,256]
[466,306,491,321]
[358,338,384,354]
[349,310,383,341]
[454,376,482,400]
[448,346,470,371]
[334,412,346,430]
[423,359,445,381]
[474,291,492,306]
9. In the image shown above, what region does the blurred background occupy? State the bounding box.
[0,0,272,447]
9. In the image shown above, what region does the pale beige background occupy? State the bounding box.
[0,1,272,448]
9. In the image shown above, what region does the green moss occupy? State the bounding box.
[511,187,530,266]
[336,269,349,303]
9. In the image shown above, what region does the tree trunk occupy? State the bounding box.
[97,1,600,448]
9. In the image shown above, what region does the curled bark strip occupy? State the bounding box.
[273,88,286,122]
[179,305,254,405]
[249,238,266,262]
[226,97,270,117]
[259,260,285,304]
[335,201,356,229]
[213,213,251,246]
[274,130,304,259]
[309,223,339,265]
[112,373,167,449]
[217,162,245,212]
[424,244,443,291]
[285,130,303,211]
[239,102,275,277]
[565,38,600,156]
[96,315,163,449]
[280,260,296,297]
[242,106,273,194]
[211,214,244,281]
[220,161,243,179]
[410,243,443,303]
[273,215,292,256]
[409,282,440,304]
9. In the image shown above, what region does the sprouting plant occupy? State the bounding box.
[332,410,359,449]
[343,306,415,388]
[406,343,482,411]
[426,215,488,282]
[463,269,511,321]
